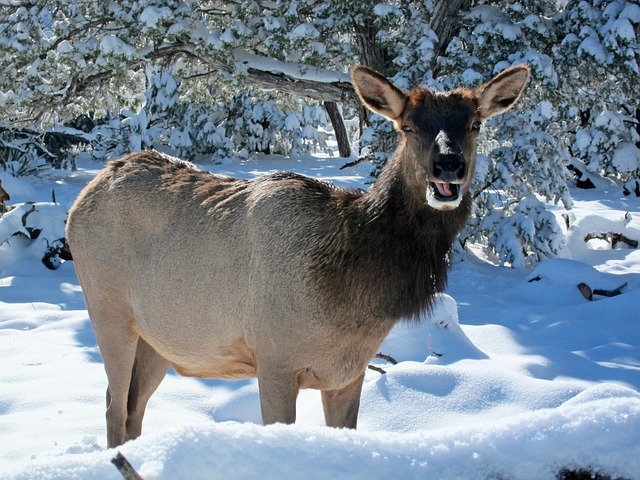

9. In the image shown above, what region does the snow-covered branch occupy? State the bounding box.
[60,40,357,107]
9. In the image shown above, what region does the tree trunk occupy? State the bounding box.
[324,101,351,158]
[352,14,389,134]
[430,0,473,74]
[354,19,389,74]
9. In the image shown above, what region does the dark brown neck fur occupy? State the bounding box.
[311,148,472,325]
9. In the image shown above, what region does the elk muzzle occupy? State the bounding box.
[426,132,468,210]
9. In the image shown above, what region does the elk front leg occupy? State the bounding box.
[257,364,299,425]
[321,373,365,429]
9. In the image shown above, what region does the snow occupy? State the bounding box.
[620,3,640,22]
[373,4,401,18]
[220,28,237,44]
[288,23,320,40]
[284,112,300,131]
[56,40,73,54]
[233,50,351,84]
[611,17,635,43]
[1,153,640,479]
[575,128,592,151]
[496,23,521,41]
[99,35,137,59]
[612,142,640,173]
[0,202,67,255]
[577,35,608,63]
[139,6,173,30]
[536,101,555,120]
[460,68,483,85]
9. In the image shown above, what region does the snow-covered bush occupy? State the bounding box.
[559,0,640,180]
[357,114,397,177]
[0,124,89,175]
[574,110,640,180]
[0,130,52,177]
[0,202,69,269]
[372,0,637,266]
[63,63,334,163]
[478,195,566,268]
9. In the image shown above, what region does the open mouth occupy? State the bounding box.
[431,182,460,202]
[426,182,463,210]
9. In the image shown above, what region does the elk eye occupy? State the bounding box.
[471,121,482,132]
[401,124,413,133]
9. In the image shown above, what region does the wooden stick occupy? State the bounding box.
[577,283,593,301]
[577,282,627,301]
[593,282,628,298]
[111,452,144,480]
[375,353,398,364]
[340,155,370,170]
[367,364,387,374]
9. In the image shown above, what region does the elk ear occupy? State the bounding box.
[475,64,530,120]
[351,66,407,122]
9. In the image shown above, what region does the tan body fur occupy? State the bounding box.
[66,64,530,447]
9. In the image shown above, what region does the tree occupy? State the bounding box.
[0,1,356,133]
[437,0,639,265]
[359,0,638,266]
[0,1,638,266]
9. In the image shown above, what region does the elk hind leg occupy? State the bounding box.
[125,338,170,441]
[321,373,365,429]
[99,327,139,448]
[86,300,139,448]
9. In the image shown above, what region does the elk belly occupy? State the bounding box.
[168,338,257,379]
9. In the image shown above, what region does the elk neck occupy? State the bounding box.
[312,143,472,325]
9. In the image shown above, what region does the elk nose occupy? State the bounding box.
[433,155,465,182]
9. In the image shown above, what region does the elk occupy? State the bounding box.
[66,64,529,448]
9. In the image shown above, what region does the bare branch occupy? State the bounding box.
[584,232,638,249]
[340,155,370,170]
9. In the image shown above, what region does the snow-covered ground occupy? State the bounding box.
[1,153,639,479]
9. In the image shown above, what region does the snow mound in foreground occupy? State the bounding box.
[378,293,488,365]
[7,385,640,480]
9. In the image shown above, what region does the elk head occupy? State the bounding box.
[351,65,530,211]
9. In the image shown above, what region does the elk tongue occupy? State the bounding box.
[435,182,453,198]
